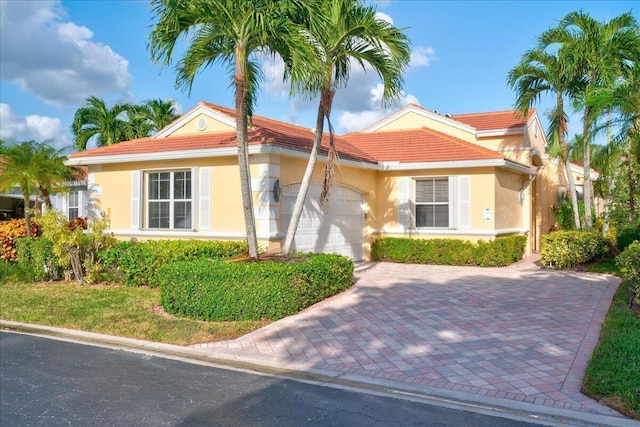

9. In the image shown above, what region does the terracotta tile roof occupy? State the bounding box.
[68,102,519,166]
[343,127,504,163]
[453,109,535,131]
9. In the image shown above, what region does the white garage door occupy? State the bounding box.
[282,183,364,261]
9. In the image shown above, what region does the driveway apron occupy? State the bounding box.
[196,256,621,417]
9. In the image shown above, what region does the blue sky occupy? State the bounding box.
[1,0,637,151]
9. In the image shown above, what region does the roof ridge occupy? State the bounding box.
[454,108,535,117]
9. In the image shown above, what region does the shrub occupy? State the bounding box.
[99,239,248,287]
[540,230,607,268]
[616,223,640,252]
[0,218,41,262]
[371,236,526,267]
[617,241,640,283]
[15,237,57,281]
[158,254,353,321]
[37,211,115,283]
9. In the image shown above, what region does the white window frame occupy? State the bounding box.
[414,177,453,229]
[67,190,80,220]
[145,169,194,230]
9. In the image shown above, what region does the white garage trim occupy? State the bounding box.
[282,183,364,260]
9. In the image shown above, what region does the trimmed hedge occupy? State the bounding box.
[540,230,607,268]
[617,241,640,284]
[371,236,526,267]
[99,239,248,287]
[158,254,354,321]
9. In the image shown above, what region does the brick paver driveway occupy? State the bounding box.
[197,256,621,416]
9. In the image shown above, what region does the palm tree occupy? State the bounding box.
[280,0,411,256]
[589,62,640,223]
[72,96,132,151]
[0,140,74,236]
[542,11,640,229]
[508,47,582,229]
[138,98,180,133]
[148,0,316,259]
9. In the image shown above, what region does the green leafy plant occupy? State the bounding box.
[616,223,640,252]
[371,236,526,267]
[15,237,57,281]
[540,230,607,268]
[0,218,42,262]
[616,241,640,307]
[158,254,354,321]
[98,239,248,287]
[37,211,114,282]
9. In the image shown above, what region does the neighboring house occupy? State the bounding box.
[49,167,91,220]
[65,101,578,260]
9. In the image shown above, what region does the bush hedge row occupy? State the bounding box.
[540,230,607,268]
[158,254,354,321]
[99,239,248,287]
[616,223,640,252]
[371,236,526,267]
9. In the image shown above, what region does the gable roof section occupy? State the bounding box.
[453,110,535,134]
[343,127,504,163]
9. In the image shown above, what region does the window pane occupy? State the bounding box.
[149,201,170,228]
[159,173,170,199]
[416,205,430,227]
[416,180,433,203]
[174,171,192,200]
[68,208,79,220]
[174,201,192,229]
[434,179,448,202]
[69,191,79,206]
[434,205,449,227]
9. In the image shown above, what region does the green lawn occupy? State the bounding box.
[0,281,269,346]
[582,260,640,419]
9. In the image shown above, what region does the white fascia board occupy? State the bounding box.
[153,105,236,139]
[569,163,600,180]
[362,106,477,136]
[66,144,379,170]
[379,159,536,175]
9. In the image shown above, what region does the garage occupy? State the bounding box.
[281,183,364,260]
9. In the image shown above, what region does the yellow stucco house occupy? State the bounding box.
[67,101,568,261]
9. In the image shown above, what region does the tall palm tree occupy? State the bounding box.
[280,0,411,256]
[507,47,583,229]
[542,11,640,229]
[0,140,74,236]
[149,0,316,259]
[72,96,132,151]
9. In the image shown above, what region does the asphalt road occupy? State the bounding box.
[0,331,546,427]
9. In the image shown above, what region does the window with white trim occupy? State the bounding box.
[415,178,449,228]
[146,170,192,229]
[68,191,79,220]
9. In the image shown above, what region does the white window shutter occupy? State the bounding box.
[397,177,412,230]
[199,167,211,231]
[458,176,471,229]
[131,171,141,230]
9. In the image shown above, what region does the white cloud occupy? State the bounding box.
[0,103,72,150]
[410,46,436,69]
[0,0,131,107]
[375,12,393,25]
[261,56,290,98]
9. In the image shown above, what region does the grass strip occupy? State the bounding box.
[0,282,268,346]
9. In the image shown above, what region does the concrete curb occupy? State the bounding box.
[2,320,636,427]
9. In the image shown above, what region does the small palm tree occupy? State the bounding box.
[149,0,316,259]
[72,96,132,151]
[542,11,640,229]
[507,47,583,229]
[280,0,411,256]
[0,140,75,236]
[139,98,180,133]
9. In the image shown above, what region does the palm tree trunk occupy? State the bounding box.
[22,192,31,237]
[583,105,593,230]
[629,155,636,223]
[281,92,327,257]
[38,184,53,211]
[564,157,581,230]
[556,99,581,230]
[235,44,259,259]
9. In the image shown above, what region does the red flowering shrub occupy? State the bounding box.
[0,218,42,262]
[67,217,88,232]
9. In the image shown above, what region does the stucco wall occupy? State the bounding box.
[372,111,476,143]
[169,113,235,136]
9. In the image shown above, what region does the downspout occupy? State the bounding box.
[520,173,537,256]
